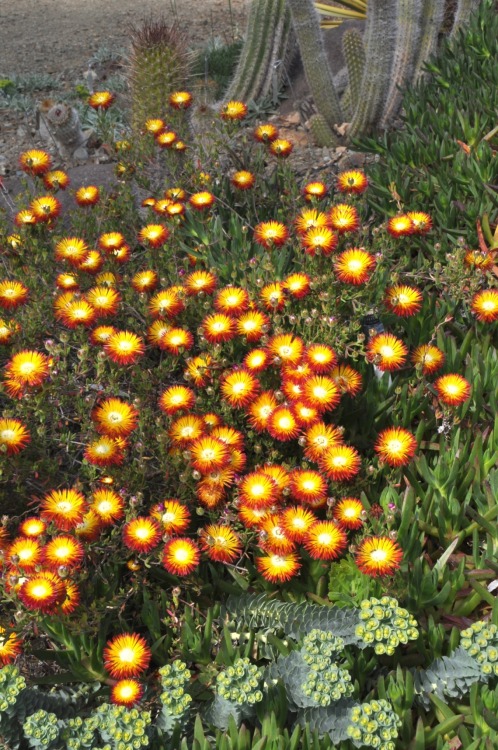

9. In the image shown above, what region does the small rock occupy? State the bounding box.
[72,146,89,161]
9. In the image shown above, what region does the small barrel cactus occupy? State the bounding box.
[347,698,401,750]
[216,657,264,706]
[355,597,419,655]
[460,621,498,678]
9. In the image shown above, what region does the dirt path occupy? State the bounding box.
[0,0,248,76]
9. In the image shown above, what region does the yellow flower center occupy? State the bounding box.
[119,648,136,663]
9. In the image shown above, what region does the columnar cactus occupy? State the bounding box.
[412,0,446,81]
[450,0,482,37]
[341,28,366,116]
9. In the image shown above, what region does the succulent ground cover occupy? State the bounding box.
[0,2,497,749]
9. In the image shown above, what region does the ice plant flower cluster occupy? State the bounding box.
[355,597,419,655]
[460,621,498,677]
[216,657,264,705]
[347,699,401,750]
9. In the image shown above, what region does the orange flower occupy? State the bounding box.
[0,418,30,454]
[104,330,145,365]
[19,149,52,175]
[18,572,66,613]
[303,181,328,200]
[55,237,89,266]
[333,497,364,530]
[411,344,445,375]
[294,209,330,235]
[93,398,138,438]
[236,310,270,341]
[387,215,414,237]
[304,521,347,560]
[189,191,215,210]
[221,369,260,407]
[281,377,302,401]
[91,488,125,524]
[268,334,304,364]
[56,273,79,291]
[138,224,169,247]
[200,524,241,563]
[169,90,193,109]
[104,633,151,678]
[0,280,29,310]
[434,374,471,406]
[0,628,22,665]
[329,204,360,233]
[60,581,81,615]
[90,325,117,345]
[148,288,185,318]
[184,270,217,296]
[18,517,46,538]
[5,350,50,387]
[162,538,200,576]
[214,286,250,316]
[302,375,340,413]
[160,328,194,355]
[0,319,18,345]
[305,344,337,373]
[256,552,300,582]
[290,469,327,507]
[99,232,125,253]
[248,391,278,432]
[260,282,285,311]
[267,406,300,441]
[375,427,417,467]
[144,118,165,134]
[319,444,361,482]
[43,170,70,190]
[336,170,368,194]
[14,209,37,226]
[7,538,42,569]
[253,123,279,142]
[159,385,195,414]
[151,499,190,535]
[202,313,236,343]
[293,400,320,427]
[329,364,362,397]
[259,515,295,554]
[464,250,492,270]
[471,289,498,323]
[385,285,423,317]
[407,211,432,234]
[220,100,248,120]
[283,273,311,299]
[355,536,403,577]
[303,421,343,462]
[75,185,100,206]
[132,269,159,293]
[79,250,104,274]
[301,226,338,256]
[184,355,212,387]
[254,221,289,249]
[84,436,124,466]
[111,679,143,707]
[231,171,255,190]
[190,436,230,475]
[30,195,61,222]
[86,286,121,318]
[244,348,270,372]
[75,511,103,542]
[44,535,84,570]
[366,333,408,371]
[40,488,87,530]
[169,414,205,446]
[239,471,278,509]
[334,248,376,285]
[88,91,115,109]
[281,506,317,542]
[269,139,293,157]
[55,297,97,329]
[123,517,161,553]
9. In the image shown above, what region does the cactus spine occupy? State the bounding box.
[413,0,446,81]
[379,0,424,129]
[128,20,190,137]
[341,28,365,116]
[224,0,296,104]
[450,0,482,37]
[286,0,343,140]
[308,113,337,147]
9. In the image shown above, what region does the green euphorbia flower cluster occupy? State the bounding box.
[355,597,419,655]
[158,659,193,717]
[94,704,151,749]
[301,630,353,706]
[216,657,264,705]
[460,621,498,677]
[23,709,60,749]
[0,664,26,712]
[61,715,99,750]
[347,698,401,750]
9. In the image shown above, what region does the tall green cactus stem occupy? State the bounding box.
[308,113,338,146]
[450,0,482,37]
[413,0,445,81]
[341,28,365,116]
[379,0,424,129]
[128,20,190,137]
[287,0,343,138]
[347,0,397,138]
[224,0,295,105]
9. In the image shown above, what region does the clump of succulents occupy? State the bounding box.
[460,621,498,678]
[347,698,401,750]
[158,659,193,718]
[300,630,353,706]
[94,703,152,748]
[355,597,419,655]
[0,664,26,713]
[216,658,264,706]
[23,709,60,749]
